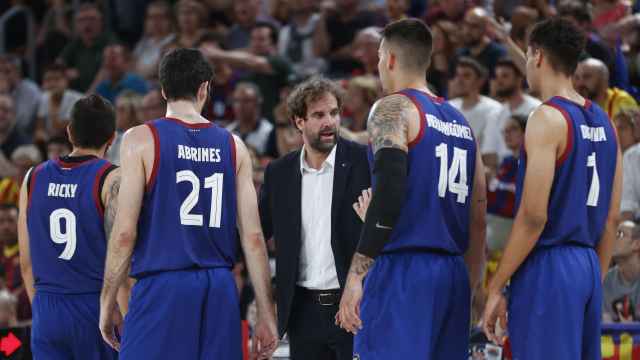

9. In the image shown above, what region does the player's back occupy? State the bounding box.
[132,118,237,278]
[377,88,477,255]
[516,96,617,248]
[27,156,115,294]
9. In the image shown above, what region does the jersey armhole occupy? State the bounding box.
[229,132,237,173]
[146,123,160,192]
[93,163,117,217]
[27,164,42,210]
[392,90,426,149]
[542,101,574,168]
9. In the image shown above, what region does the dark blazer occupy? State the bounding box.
[258,138,371,337]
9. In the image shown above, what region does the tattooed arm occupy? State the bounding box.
[348,94,414,278]
[101,168,121,239]
[337,94,415,334]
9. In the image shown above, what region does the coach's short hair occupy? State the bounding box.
[286,76,344,121]
[70,94,115,149]
[159,48,213,101]
[528,18,586,76]
[381,18,433,72]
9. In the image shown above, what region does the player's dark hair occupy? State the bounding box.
[495,57,523,78]
[528,18,586,76]
[159,48,214,101]
[69,94,115,149]
[381,18,433,72]
[456,57,488,79]
[286,76,344,122]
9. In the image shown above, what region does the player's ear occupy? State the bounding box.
[66,125,74,145]
[160,88,167,101]
[535,49,543,69]
[388,52,396,71]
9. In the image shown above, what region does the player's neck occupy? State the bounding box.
[391,76,431,96]
[69,147,103,159]
[166,101,207,123]
[539,76,582,104]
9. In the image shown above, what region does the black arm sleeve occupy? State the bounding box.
[356,148,408,259]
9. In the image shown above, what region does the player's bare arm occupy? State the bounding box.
[483,105,567,343]
[597,127,623,279]
[466,148,487,297]
[18,167,35,303]
[234,135,278,359]
[100,126,150,350]
[337,94,414,334]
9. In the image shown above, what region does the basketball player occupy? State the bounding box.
[18,94,120,359]
[336,18,487,359]
[99,48,278,359]
[483,18,622,359]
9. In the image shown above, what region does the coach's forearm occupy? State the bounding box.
[241,232,275,317]
[101,230,136,305]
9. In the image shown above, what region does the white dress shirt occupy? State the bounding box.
[297,145,340,290]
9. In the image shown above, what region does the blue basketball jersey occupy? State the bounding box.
[515,96,617,248]
[27,156,115,294]
[369,89,477,255]
[131,118,238,278]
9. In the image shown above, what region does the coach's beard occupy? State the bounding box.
[310,126,338,153]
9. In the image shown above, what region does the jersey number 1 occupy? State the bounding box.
[177,170,223,228]
[587,152,599,207]
[435,143,469,203]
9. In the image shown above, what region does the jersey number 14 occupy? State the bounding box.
[435,143,469,204]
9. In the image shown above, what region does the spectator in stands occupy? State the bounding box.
[107,91,143,165]
[165,0,206,51]
[385,0,410,22]
[0,0,36,79]
[0,95,28,179]
[482,58,541,174]
[94,44,149,103]
[45,136,71,160]
[313,0,381,76]
[226,0,278,50]
[592,0,632,33]
[201,22,292,119]
[36,0,74,74]
[277,0,326,77]
[133,1,176,81]
[574,57,639,119]
[603,221,640,322]
[622,139,640,221]
[0,55,42,137]
[0,204,29,322]
[343,75,379,133]
[5,145,41,202]
[197,33,236,125]
[35,64,83,142]
[558,1,614,70]
[139,88,166,122]
[424,0,467,25]
[0,290,18,328]
[352,27,381,76]
[449,58,502,150]
[457,7,507,82]
[615,109,640,154]
[429,21,456,97]
[226,82,274,156]
[265,112,303,159]
[57,3,116,92]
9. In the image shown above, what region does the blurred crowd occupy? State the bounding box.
[1,0,640,348]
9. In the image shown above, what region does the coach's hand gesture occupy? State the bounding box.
[99,300,124,351]
[251,312,278,360]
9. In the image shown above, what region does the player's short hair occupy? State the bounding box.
[70,94,115,150]
[381,18,433,72]
[495,57,523,77]
[287,76,344,121]
[528,18,586,76]
[159,48,213,102]
[456,57,488,79]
